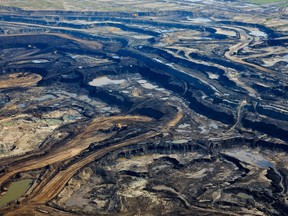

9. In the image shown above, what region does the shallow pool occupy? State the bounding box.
[0,179,32,207]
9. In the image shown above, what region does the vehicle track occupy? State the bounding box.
[0,115,152,187]
[3,110,182,216]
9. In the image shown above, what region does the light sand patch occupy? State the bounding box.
[0,73,42,89]
[89,76,126,87]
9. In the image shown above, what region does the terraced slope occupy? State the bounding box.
[0,1,287,215]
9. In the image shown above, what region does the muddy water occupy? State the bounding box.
[0,179,32,207]
[224,149,273,168]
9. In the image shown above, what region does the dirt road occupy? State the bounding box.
[3,109,182,216]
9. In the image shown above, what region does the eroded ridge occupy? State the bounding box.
[0,0,287,215]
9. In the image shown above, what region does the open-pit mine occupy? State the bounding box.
[0,0,287,215]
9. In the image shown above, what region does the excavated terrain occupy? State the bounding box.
[0,0,287,215]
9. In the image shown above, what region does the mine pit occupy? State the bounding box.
[0,1,287,215]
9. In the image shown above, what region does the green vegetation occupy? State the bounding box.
[0,0,64,10]
[2,122,14,127]
[0,0,286,11]
[0,0,152,12]
[246,0,286,5]
[0,0,137,11]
